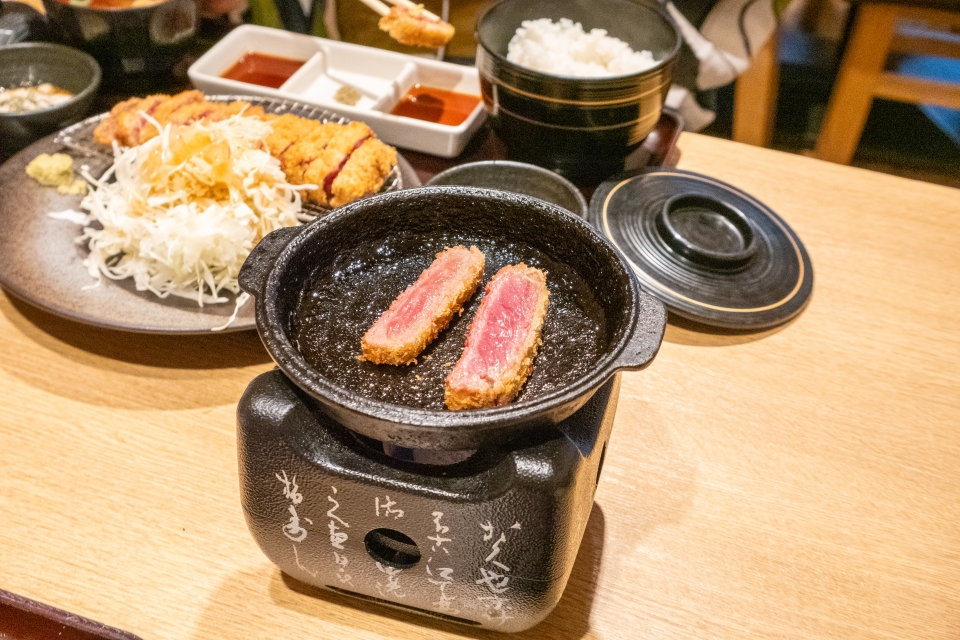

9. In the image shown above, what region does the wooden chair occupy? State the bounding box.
[814,1,960,164]
[733,30,782,147]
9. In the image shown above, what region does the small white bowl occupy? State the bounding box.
[188,24,487,157]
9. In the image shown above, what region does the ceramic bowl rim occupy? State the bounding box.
[425,160,589,218]
[0,43,101,120]
[41,0,181,14]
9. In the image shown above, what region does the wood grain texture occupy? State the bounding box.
[733,31,780,148]
[2,133,960,639]
[874,73,960,111]
[813,3,898,165]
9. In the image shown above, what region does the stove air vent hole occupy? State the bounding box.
[364,528,422,569]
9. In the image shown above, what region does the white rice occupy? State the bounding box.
[506,18,657,78]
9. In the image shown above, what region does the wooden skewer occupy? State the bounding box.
[436,0,448,60]
[355,0,389,17]
[383,0,442,22]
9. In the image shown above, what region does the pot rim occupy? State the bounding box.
[474,0,683,85]
[41,0,182,13]
[254,187,646,431]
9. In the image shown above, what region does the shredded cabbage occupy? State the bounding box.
[70,114,314,308]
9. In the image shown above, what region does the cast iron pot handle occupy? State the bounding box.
[238,226,303,297]
[614,289,668,371]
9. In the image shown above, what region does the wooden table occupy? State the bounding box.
[1,133,959,639]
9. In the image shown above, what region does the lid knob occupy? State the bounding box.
[655,194,758,269]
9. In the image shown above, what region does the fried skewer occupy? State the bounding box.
[356,0,455,48]
[386,0,442,22]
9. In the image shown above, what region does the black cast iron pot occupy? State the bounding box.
[475,0,681,182]
[42,0,196,82]
[238,187,666,451]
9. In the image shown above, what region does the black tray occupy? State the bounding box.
[0,588,141,640]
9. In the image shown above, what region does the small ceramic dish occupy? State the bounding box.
[426,160,588,218]
[0,43,100,154]
[188,24,487,157]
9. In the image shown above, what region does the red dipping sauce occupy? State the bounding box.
[221,52,306,89]
[390,84,481,127]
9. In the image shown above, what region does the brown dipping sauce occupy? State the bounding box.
[221,52,306,89]
[390,84,481,126]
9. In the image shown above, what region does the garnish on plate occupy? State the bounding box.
[55,114,311,313]
[25,153,87,195]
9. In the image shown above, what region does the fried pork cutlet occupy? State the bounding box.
[91,90,396,208]
[92,97,133,145]
[148,90,204,127]
[111,95,166,147]
[277,122,342,185]
[378,6,455,48]
[225,100,264,118]
[93,94,164,146]
[262,113,310,159]
[137,92,200,143]
[330,138,397,207]
[143,98,265,144]
[361,246,485,366]
[445,264,550,410]
[300,121,373,206]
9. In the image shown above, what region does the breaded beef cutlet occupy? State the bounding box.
[361,246,485,366]
[445,264,550,410]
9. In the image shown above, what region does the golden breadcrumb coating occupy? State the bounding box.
[90,91,397,209]
[148,90,204,125]
[378,6,455,48]
[330,138,397,208]
[300,121,373,206]
[278,122,342,185]
[112,95,166,147]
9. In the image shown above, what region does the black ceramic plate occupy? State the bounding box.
[0,97,419,334]
[588,168,813,329]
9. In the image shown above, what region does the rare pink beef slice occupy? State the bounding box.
[360,246,485,365]
[445,264,550,410]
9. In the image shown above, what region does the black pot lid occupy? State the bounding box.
[588,168,813,329]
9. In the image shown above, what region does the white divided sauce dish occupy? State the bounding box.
[188,24,487,157]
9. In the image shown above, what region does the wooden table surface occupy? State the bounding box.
[1,133,959,639]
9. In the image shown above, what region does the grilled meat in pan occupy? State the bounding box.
[446,264,550,409]
[361,246,485,365]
